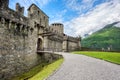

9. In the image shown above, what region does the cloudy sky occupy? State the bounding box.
[9,0,120,37]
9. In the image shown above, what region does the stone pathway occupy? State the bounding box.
[46,52,120,80]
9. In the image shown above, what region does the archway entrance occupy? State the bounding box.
[37,38,43,51]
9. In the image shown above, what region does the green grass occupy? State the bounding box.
[12,58,63,80]
[12,63,49,80]
[29,58,64,80]
[73,51,120,65]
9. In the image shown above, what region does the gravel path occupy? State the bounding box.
[46,52,120,80]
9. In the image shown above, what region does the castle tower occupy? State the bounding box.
[28,4,49,27]
[16,3,20,12]
[51,23,64,34]
[0,0,9,9]
[16,3,24,15]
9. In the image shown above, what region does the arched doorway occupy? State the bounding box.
[37,38,43,51]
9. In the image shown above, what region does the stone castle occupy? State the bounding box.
[0,0,81,79]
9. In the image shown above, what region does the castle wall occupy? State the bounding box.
[47,39,63,52]
[0,3,62,80]
[0,1,80,79]
[63,35,81,52]
[0,16,62,80]
[0,0,9,9]
[48,23,64,52]
[67,41,79,51]
[0,17,41,79]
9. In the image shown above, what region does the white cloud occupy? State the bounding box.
[49,9,67,24]
[115,23,120,27]
[64,0,120,37]
[28,0,52,7]
[64,0,97,14]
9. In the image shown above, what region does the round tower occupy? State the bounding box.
[51,23,64,34]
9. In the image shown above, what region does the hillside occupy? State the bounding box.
[81,23,120,51]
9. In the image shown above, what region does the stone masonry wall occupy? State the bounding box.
[0,19,62,79]
[67,41,79,51]
[63,35,81,52]
[0,16,40,79]
[0,3,62,80]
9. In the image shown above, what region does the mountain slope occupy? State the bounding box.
[81,23,120,51]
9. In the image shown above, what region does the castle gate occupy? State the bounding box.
[37,38,43,51]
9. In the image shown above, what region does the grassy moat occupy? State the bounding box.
[29,59,63,80]
[73,51,120,65]
[12,58,64,80]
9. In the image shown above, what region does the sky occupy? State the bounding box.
[9,0,120,37]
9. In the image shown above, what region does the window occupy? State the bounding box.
[38,11,40,15]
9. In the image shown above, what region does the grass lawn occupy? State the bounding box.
[29,58,64,80]
[73,51,120,65]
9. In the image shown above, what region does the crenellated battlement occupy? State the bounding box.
[63,34,80,42]
[0,17,33,37]
[0,7,28,25]
[16,3,24,15]
[50,23,64,35]
[0,6,32,37]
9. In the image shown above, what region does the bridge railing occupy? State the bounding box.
[37,48,62,53]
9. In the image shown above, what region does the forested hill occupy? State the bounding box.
[81,22,120,51]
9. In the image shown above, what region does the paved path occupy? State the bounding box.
[47,52,120,80]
